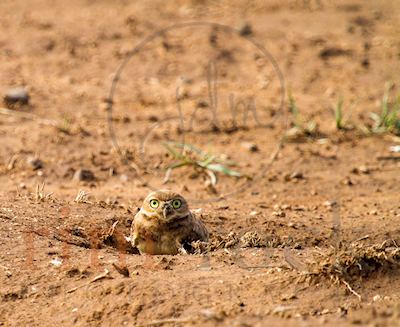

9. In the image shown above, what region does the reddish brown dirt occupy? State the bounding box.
[1,0,400,326]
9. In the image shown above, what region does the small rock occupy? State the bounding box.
[373,294,382,302]
[4,87,30,106]
[352,165,370,174]
[341,177,354,185]
[272,210,285,217]
[50,258,62,267]
[272,305,296,314]
[200,308,218,320]
[120,174,129,182]
[239,22,253,36]
[27,157,43,171]
[323,200,337,207]
[249,210,259,216]
[73,169,95,181]
[241,142,259,152]
[280,293,297,301]
[290,171,304,179]
[389,145,400,153]
[358,165,370,174]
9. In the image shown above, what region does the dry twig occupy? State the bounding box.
[135,317,194,327]
[0,107,59,127]
[66,269,111,293]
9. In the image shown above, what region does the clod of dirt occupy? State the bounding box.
[2,286,28,302]
[65,268,81,278]
[73,169,95,181]
[112,263,130,277]
[341,177,354,186]
[3,87,30,106]
[352,16,373,27]
[284,171,304,181]
[155,257,174,270]
[27,157,44,171]
[352,165,370,174]
[361,57,370,68]
[319,47,352,59]
[238,22,253,36]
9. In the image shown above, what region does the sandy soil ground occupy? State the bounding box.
[1,0,400,326]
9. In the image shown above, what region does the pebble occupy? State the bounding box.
[352,165,370,174]
[4,87,30,106]
[323,200,337,207]
[120,174,129,182]
[239,22,253,36]
[50,258,62,267]
[290,171,304,179]
[272,210,286,217]
[27,157,44,171]
[241,142,259,152]
[73,169,95,181]
[373,294,382,302]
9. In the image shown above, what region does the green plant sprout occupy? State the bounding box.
[162,141,243,185]
[332,96,355,131]
[370,83,400,135]
[286,90,317,139]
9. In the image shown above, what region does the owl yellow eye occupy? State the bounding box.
[172,199,182,209]
[149,199,159,209]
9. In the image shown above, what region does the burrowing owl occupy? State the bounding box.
[131,189,209,255]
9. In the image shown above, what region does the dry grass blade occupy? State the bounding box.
[34,183,53,203]
[341,279,362,301]
[283,248,309,273]
[74,190,91,203]
[7,154,18,171]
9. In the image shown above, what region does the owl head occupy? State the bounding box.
[140,189,189,221]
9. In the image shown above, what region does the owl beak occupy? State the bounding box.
[162,203,173,219]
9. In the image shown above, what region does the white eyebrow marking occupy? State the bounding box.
[140,208,159,218]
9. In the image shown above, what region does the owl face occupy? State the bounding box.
[140,189,189,221]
